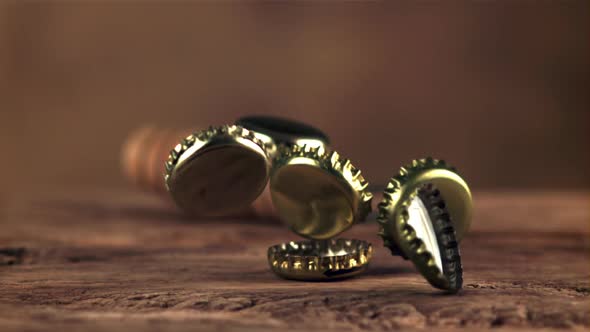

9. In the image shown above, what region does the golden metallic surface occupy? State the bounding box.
[378,158,472,242]
[268,238,373,281]
[270,145,373,240]
[164,125,271,216]
[377,157,472,292]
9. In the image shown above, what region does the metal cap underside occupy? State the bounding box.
[268,238,373,281]
[397,185,463,292]
[168,140,269,216]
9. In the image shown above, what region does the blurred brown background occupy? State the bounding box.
[0,2,588,194]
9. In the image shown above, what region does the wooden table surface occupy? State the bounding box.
[0,189,588,332]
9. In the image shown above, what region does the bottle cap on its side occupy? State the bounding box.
[377,158,472,293]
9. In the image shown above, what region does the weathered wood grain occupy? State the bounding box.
[0,190,589,331]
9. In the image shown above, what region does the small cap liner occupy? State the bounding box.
[268,238,372,281]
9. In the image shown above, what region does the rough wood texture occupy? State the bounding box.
[0,190,589,331]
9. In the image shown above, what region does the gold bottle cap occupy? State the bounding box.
[270,145,373,240]
[164,125,270,216]
[236,115,330,158]
[268,239,372,281]
[377,158,472,293]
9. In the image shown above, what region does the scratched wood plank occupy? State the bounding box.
[0,190,589,332]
